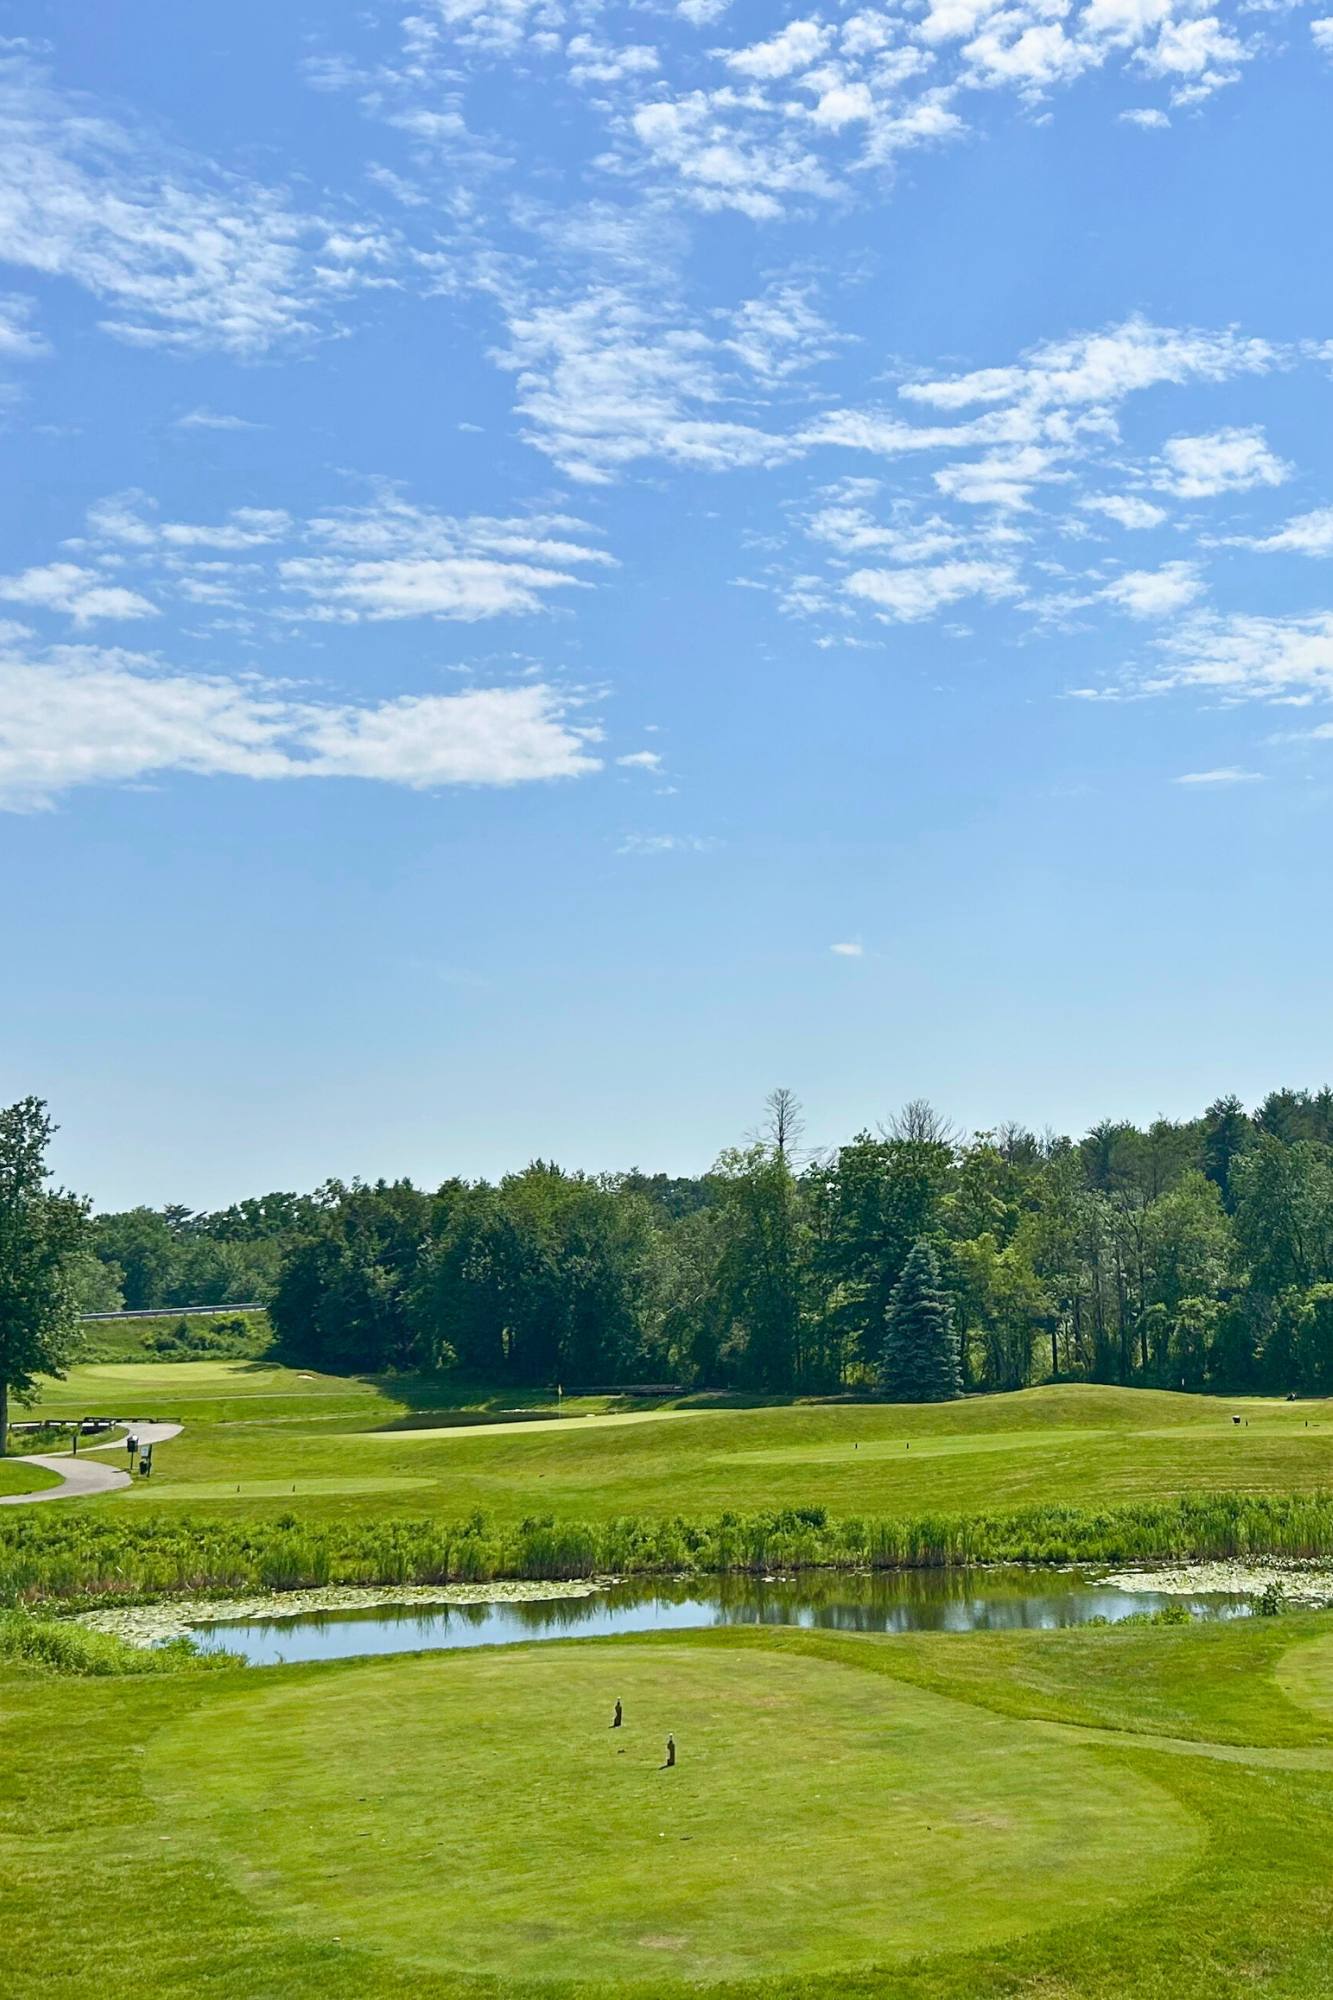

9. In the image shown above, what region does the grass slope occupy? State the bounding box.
[22,1367,1333,1527]
[7,1615,1333,1996]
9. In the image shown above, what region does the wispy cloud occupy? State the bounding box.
[1147,611,1333,701]
[0,292,47,359]
[496,285,789,482]
[1230,506,1333,558]
[173,408,264,432]
[617,831,715,854]
[0,641,600,810]
[1174,766,1264,785]
[829,939,864,956]
[77,487,612,625]
[0,55,396,355]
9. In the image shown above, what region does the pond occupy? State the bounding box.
[192,1567,1260,1667]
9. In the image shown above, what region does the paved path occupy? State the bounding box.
[0,1421,182,1506]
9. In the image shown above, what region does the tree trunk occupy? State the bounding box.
[0,1377,8,1457]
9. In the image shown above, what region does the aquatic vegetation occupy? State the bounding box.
[8,1490,1333,1608]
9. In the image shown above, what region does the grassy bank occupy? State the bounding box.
[9,1492,1333,1608]
[75,1311,273,1365]
[0,1608,232,1676]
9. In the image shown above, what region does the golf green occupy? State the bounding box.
[150,1643,1199,1986]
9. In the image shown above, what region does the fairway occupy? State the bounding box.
[149,1641,1197,1986]
[26,1369,1333,1529]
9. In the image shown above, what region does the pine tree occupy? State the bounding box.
[879,1239,961,1402]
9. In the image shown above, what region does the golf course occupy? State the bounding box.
[8,1356,1333,1995]
[19,1359,1333,1522]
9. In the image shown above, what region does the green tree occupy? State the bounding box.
[89,1206,177,1310]
[812,1134,951,1380]
[1201,1096,1253,1211]
[0,1099,88,1451]
[879,1239,961,1402]
[952,1223,1048,1392]
[709,1144,806,1390]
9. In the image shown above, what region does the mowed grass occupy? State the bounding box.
[10,1617,1333,1996]
[148,1642,1196,1986]
[0,1459,61,1497]
[23,1363,1333,1526]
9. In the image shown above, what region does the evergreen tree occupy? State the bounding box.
[879,1239,961,1402]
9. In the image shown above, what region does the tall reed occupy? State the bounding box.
[4,1493,1332,1610]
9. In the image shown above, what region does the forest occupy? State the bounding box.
[71,1085,1333,1399]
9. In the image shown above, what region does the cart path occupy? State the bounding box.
[0,1421,182,1505]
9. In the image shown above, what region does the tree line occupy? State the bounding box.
[70,1083,1333,1399]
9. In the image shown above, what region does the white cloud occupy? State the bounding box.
[417,0,566,56]
[829,939,864,956]
[1120,106,1170,127]
[901,318,1277,413]
[0,563,157,625]
[1137,15,1246,100]
[0,643,599,810]
[1080,492,1168,529]
[88,496,293,551]
[1174,766,1263,784]
[0,56,392,355]
[807,502,961,561]
[1153,426,1290,499]
[497,286,787,480]
[617,831,715,854]
[0,292,47,358]
[1233,506,1333,557]
[1146,610,1333,700]
[80,489,612,623]
[1102,561,1203,618]
[726,20,833,79]
[629,92,838,221]
[844,558,1020,620]
[173,408,263,432]
[278,553,591,622]
[566,36,659,86]
[678,0,731,21]
[934,444,1064,509]
[616,749,662,768]
[724,282,843,385]
[1314,17,1333,53]
[962,19,1095,94]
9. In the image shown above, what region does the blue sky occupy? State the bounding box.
[2,0,1332,1207]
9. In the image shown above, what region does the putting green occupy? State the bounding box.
[150,1643,1198,1987]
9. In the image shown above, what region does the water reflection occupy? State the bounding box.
[193,1566,1257,1667]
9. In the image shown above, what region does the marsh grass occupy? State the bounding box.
[9,1490,1333,1608]
[0,1608,235,1676]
